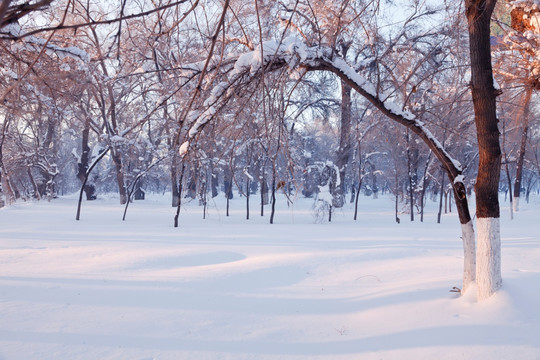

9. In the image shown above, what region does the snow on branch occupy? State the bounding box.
[1,23,90,62]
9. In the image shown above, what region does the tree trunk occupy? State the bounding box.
[211,172,219,198]
[246,176,250,220]
[437,168,444,224]
[201,170,208,219]
[269,167,276,224]
[260,170,268,216]
[354,177,363,221]
[225,167,233,217]
[395,170,400,224]
[171,155,180,207]
[420,153,432,222]
[504,159,513,220]
[466,0,502,300]
[333,42,353,209]
[174,163,186,228]
[334,80,352,209]
[406,132,415,222]
[27,168,41,200]
[0,117,16,206]
[77,121,97,200]
[513,87,532,212]
[111,149,127,205]
[76,147,110,221]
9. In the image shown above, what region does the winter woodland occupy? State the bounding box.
[1,0,540,304]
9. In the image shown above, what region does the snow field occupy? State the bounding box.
[0,193,539,360]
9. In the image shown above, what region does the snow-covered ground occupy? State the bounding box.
[1,192,539,360]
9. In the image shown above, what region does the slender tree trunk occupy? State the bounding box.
[466,0,502,300]
[269,167,276,224]
[77,120,97,200]
[211,172,219,198]
[370,163,378,199]
[504,158,513,220]
[407,133,415,222]
[354,177,363,221]
[420,153,432,222]
[246,176,250,220]
[76,147,110,221]
[111,149,127,205]
[437,169,445,224]
[202,171,208,219]
[174,163,186,228]
[260,169,268,216]
[513,87,532,212]
[395,170,400,224]
[328,205,332,222]
[171,154,180,207]
[225,167,233,217]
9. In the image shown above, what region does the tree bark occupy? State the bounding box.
[465,0,502,300]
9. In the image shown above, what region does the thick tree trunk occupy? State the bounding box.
[513,87,532,212]
[466,0,502,300]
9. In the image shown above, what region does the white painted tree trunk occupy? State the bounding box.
[476,217,502,301]
[513,197,520,212]
[461,221,476,293]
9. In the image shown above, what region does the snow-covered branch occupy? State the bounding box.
[1,23,90,62]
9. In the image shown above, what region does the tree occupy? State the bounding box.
[465,0,502,300]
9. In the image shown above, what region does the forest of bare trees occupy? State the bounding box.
[1,0,540,300]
